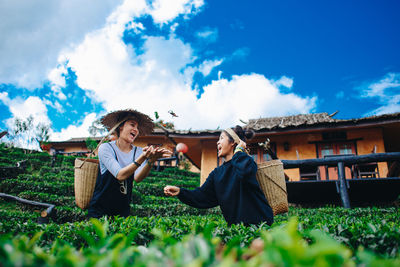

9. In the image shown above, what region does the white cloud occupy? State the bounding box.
[231,47,250,60]
[48,63,68,100]
[0,92,87,147]
[273,76,294,89]
[0,0,123,89]
[367,98,400,115]
[149,0,204,24]
[0,95,50,126]
[361,73,400,99]
[0,0,317,143]
[48,64,67,88]
[51,113,97,141]
[0,92,10,105]
[198,59,223,77]
[182,58,223,90]
[52,0,203,125]
[43,99,65,113]
[47,0,317,134]
[184,58,223,80]
[193,74,317,129]
[360,72,400,116]
[195,27,218,43]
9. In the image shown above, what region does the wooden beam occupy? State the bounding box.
[308,138,363,144]
[0,193,55,223]
[282,152,400,169]
[337,162,351,208]
[281,152,400,209]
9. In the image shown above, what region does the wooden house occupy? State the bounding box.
[42,112,400,184]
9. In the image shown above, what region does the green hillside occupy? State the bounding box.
[0,143,399,266]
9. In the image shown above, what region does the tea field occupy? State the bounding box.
[0,144,399,266]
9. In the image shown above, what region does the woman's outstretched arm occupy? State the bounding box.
[164,170,218,209]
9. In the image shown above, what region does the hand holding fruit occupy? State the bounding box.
[164,185,180,196]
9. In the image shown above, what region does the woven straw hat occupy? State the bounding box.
[100,109,154,136]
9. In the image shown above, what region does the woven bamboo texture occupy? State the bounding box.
[256,160,288,215]
[74,158,99,209]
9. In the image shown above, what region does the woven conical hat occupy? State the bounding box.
[100,109,154,136]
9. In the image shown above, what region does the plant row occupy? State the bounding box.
[0,179,74,196]
[0,179,197,200]
[1,218,400,267]
[1,202,399,257]
[14,191,180,208]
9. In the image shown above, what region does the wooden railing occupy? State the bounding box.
[154,155,179,171]
[281,152,400,208]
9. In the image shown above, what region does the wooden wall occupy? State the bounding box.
[200,140,218,184]
[198,127,388,183]
[46,125,391,185]
[347,127,387,177]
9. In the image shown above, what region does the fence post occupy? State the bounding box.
[337,161,351,208]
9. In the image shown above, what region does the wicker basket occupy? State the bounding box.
[74,158,99,209]
[256,160,288,215]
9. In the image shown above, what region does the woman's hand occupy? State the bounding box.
[164,185,180,196]
[148,147,173,163]
[142,145,154,159]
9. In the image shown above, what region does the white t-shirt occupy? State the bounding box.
[98,141,145,177]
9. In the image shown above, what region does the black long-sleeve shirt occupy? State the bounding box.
[178,152,274,226]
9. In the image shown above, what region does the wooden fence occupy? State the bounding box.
[281,152,400,208]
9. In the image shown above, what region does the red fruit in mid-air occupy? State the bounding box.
[176,143,188,153]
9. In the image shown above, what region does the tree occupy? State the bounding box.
[85,137,99,154]
[7,116,51,151]
[8,116,34,149]
[36,123,51,143]
[89,119,107,137]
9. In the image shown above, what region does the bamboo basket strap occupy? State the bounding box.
[76,121,125,169]
[259,169,287,195]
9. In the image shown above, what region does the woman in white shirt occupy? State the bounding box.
[88,109,172,218]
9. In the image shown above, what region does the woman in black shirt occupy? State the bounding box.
[164,126,273,226]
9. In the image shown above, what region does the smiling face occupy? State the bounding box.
[217,131,235,158]
[119,119,139,144]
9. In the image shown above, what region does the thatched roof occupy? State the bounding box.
[67,137,103,142]
[247,112,336,130]
[245,112,400,131]
[50,112,400,143]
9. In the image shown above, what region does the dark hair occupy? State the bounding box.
[115,124,122,137]
[224,125,255,143]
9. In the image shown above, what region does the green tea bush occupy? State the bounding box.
[132,203,221,217]
[52,206,87,223]
[1,145,399,264]
[17,191,75,206]
[140,195,180,205]
[162,167,200,177]
[1,218,400,267]
[27,158,44,171]
[0,156,14,165]
[27,153,51,162]
[0,178,74,196]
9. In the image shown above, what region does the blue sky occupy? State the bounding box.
[1,0,400,147]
